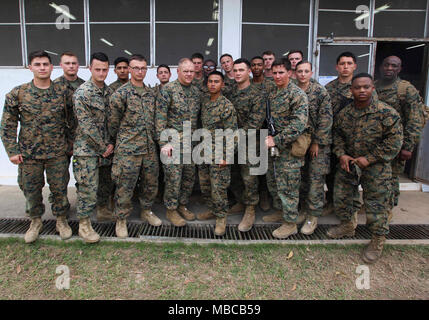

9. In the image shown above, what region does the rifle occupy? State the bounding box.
[266,98,279,158]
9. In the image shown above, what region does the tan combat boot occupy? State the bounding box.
[262,210,283,223]
[177,205,196,221]
[228,202,245,215]
[259,191,271,212]
[238,205,255,232]
[115,218,128,238]
[78,217,100,243]
[166,209,186,227]
[197,209,216,220]
[215,216,227,236]
[24,217,43,244]
[326,220,356,239]
[96,204,114,222]
[273,222,298,239]
[140,209,162,227]
[297,212,307,225]
[56,215,72,240]
[300,215,318,235]
[362,235,386,264]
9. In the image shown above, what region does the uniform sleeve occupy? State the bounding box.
[313,88,333,146]
[73,90,106,154]
[273,93,309,148]
[222,102,238,159]
[243,92,265,131]
[64,88,77,149]
[0,88,20,157]
[332,112,347,159]
[108,90,126,145]
[401,84,424,151]
[155,87,170,148]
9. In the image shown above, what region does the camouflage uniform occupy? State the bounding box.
[222,76,236,101]
[375,78,424,207]
[73,79,114,219]
[300,79,332,217]
[0,81,71,218]
[199,95,238,217]
[155,79,201,209]
[228,83,265,206]
[333,99,403,235]
[266,82,308,222]
[191,77,205,93]
[109,79,127,92]
[108,83,159,219]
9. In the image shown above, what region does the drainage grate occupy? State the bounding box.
[0,218,429,241]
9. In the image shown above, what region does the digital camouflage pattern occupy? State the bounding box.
[108,82,159,218]
[251,78,276,98]
[222,76,236,101]
[199,95,238,217]
[325,78,353,117]
[109,79,127,92]
[333,99,403,235]
[191,77,205,93]
[266,81,309,222]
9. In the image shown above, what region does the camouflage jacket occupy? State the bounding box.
[251,77,277,98]
[333,100,403,164]
[228,83,264,131]
[155,79,201,149]
[192,77,205,92]
[269,82,309,163]
[73,79,113,156]
[222,75,236,101]
[303,79,332,146]
[375,77,424,152]
[0,81,70,159]
[201,94,238,161]
[108,82,156,155]
[109,79,128,92]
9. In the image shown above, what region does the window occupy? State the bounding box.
[241,0,311,60]
[0,0,22,66]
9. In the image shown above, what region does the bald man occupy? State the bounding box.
[375,56,425,211]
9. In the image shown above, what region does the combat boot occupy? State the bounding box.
[273,222,297,239]
[140,209,162,227]
[197,209,216,220]
[351,211,358,229]
[297,212,307,225]
[322,202,334,216]
[56,215,72,240]
[300,215,318,235]
[238,205,255,232]
[78,217,100,243]
[115,218,128,238]
[262,210,283,223]
[177,205,196,221]
[24,217,43,244]
[362,235,386,264]
[259,191,271,212]
[228,202,245,215]
[166,209,186,227]
[96,204,114,222]
[215,216,227,236]
[326,220,355,239]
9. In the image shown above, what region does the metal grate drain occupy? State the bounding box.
[0,218,429,241]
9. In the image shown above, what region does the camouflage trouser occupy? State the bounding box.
[47,155,71,211]
[230,163,259,206]
[199,164,230,217]
[112,153,159,219]
[73,156,114,219]
[390,157,405,208]
[18,155,69,218]
[334,162,391,236]
[266,155,301,223]
[163,157,195,210]
[300,146,330,217]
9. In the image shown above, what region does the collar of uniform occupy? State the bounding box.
[237,83,252,95]
[129,82,151,96]
[352,98,378,115]
[89,77,107,94]
[30,80,54,96]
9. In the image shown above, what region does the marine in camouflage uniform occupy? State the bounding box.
[108,82,159,219]
[300,78,332,218]
[191,77,205,93]
[73,78,114,219]
[222,76,236,101]
[109,79,128,92]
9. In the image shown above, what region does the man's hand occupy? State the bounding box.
[399,149,412,161]
[309,143,319,159]
[265,136,276,148]
[9,154,23,165]
[102,144,114,158]
[218,159,227,167]
[353,156,370,169]
[161,144,173,157]
[339,155,354,173]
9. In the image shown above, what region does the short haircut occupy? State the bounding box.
[60,51,78,59]
[178,58,193,67]
[129,54,147,64]
[157,64,171,73]
[251,56,264,63]
[204,59,217,66]
[220,53,233,62]
[336,52,357,64]
[272,59,292,71]
[208,70,224,81]
[287,50,304,59]
[295,60,312,70]
[233,58,251,69]
[191,52,204,61]
[90,52,109,65]
[113,56,129,67]
[352,73,373,83]
[262,50,275,57]
[28,50,52,64]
